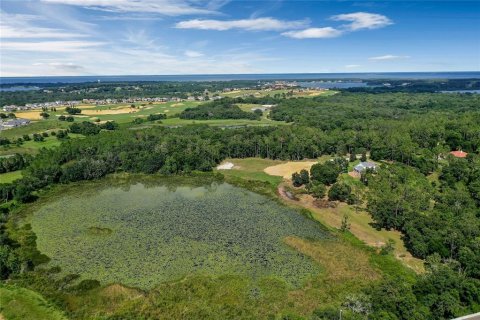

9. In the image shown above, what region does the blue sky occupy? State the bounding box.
[1,0,479,76]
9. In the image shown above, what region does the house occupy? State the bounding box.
[353,161,377,173]
[450,150,468,158]
[0,118,31,130]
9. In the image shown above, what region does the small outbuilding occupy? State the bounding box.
[449,150,468,158]
[353,161,377,173]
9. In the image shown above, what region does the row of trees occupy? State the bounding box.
[180,98,261,120]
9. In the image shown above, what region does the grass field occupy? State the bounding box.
[216,158,286,186]
[0,170,22,183]
[0,134,84,156]
[10,101,201,126]
[0,285,67,320]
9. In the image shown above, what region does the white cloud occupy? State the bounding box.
[369,54,410,61]
[345,64,361,68]
[33,62,85,71]
[184,50,204,58]
[281,27,342,39]
[175,17,308,31]
[41,0,219,16]
[0,11,86,39]
[331,12,392,31]
[1,40,105,52]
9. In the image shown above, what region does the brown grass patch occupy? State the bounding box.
[66,284,143,316]
[286,236,379,283]
[14,111,43,120]
[278,183,424,273]
[264,161,317,179]
[82,107,139,115]
[285,236,379,313]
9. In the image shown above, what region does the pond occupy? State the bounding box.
[29,176,331,289]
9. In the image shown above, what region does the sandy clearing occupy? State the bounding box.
[171,103,184,107]
[14,111,43,120]
[82,107,139,115]
[264,161,318,179]
[217,162,235,170]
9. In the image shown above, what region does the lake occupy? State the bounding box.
[29,176,330,289]
[2,71,479,84]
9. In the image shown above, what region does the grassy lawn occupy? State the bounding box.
[216,158,286,186]
[0,121,70,140]
[0,170,23,183]
[0,285,67,320]
[0,134,84,156]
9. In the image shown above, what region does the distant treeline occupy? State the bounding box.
[343,78,480,93]
[0,80,263,106]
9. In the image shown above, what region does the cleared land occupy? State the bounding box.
[215,158,286,186]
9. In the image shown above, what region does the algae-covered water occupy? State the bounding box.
[30,177,330,289]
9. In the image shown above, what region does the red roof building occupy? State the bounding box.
[450,150,468,158]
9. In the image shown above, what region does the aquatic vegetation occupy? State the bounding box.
[30,177,331,289]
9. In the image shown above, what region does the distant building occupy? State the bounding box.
[353,161,377,173]
[0,118,31,130]
[450,150,468,158]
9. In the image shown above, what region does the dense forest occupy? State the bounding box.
[344,78,480,93]
[1,88,479,319]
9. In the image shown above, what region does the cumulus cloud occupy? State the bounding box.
[175,17,308,31]
[282,27,342,39]
[281,12,392,40]
[331,12,392,31]
[369,54,410,61]
[41,0,220,16]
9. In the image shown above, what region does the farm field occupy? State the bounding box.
[27,176,331,289]
[11,101,201,125]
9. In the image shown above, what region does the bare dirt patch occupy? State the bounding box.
[171,103,184,107]
[264,161,317,179]
[216,162,234,170]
